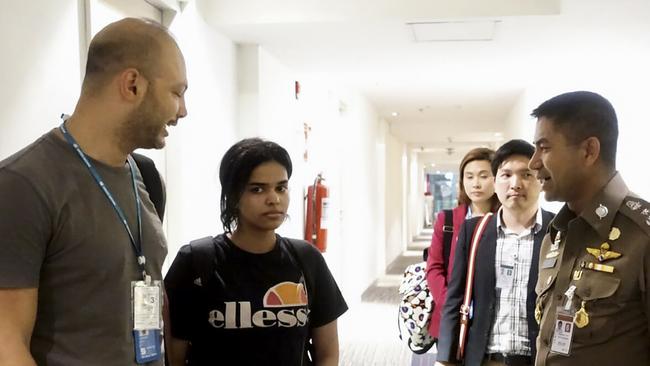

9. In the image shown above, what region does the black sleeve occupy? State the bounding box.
[304,247,348,329]
[164,244,195,340]
[436,218,474,362]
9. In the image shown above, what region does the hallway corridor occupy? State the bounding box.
[339,229,437,365]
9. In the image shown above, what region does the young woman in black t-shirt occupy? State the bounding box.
[165,138,347,366]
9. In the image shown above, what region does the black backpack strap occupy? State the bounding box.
[284,238,314,308]
[189,236,220,289]
[131,153,166,221]
[284,238,316,366]
[442,209,454,275]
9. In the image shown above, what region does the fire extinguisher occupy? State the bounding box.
[304,173,328,252]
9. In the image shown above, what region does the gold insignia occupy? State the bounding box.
[580,261,615,273]
[573,270,583,281]
[535,303,542,324]
[609,227,621,241]
[586,247,601,258]
[586,243,622,262]
[574,301,589,328]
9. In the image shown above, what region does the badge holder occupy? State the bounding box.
[551,285,576,356]
[496,263,514,290]
[131,275,163,364]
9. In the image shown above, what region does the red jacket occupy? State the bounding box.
[425,204,468,338]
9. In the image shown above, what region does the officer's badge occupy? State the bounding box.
[574,301,589,328]
[608,227,620,241]
[586,242,621,262]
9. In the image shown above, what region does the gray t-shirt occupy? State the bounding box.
[0,129,167,366]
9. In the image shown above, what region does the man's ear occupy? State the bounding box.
[581,136,601,167]
[118,68,148,102]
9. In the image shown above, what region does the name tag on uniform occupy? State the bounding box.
[496,264,514,289]
[542,257,557,269]
[131,280,162,363]
[551,309,574,356]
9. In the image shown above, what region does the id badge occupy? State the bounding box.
[550,308,574,356]
[131,280,162,330]
[496,263,514,289]
[134,329,161,363]
[131,280,162,363]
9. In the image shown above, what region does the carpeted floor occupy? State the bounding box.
[338,230,437,365]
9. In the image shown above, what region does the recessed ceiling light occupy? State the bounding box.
[408,20,499,42]
[391,112,399,117]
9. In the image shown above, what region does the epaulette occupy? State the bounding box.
[619,196,650,236]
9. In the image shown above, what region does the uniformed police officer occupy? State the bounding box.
[528,91,650,365]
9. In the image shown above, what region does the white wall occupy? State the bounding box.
[407,150,424,242]
[1,0,81,159]
[385,129,407,267]
[163,1,239,269]
[336,91,384,303]
[236,45,260,138]
[253,47,389,303]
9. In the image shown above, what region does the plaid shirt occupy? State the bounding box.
[486,207,543,356]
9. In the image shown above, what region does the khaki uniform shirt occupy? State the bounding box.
[535,173,650,365]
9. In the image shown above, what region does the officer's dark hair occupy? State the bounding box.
[219,138,293,233]
[491,139,535,176]
[531,91,618,168]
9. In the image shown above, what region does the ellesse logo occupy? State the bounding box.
[263,281,308,307]
[208,282,309,329]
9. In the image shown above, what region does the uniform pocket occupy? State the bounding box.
[574,274,619,300]
[572,273,620,345]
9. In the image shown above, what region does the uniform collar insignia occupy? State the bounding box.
[582,172,628,240]
[627,200,642,211]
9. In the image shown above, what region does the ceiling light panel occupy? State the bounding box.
[409,20,499,42]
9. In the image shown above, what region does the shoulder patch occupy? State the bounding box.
[620,196,650,236]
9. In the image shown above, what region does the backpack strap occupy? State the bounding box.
[442,209,454,274]
[283,238,314,309]
[131,153,166,221]
[283,238,316,366]
[189,236,219,289]
[457,213,493,360]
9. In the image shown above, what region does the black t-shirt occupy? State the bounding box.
[165,234,348,366]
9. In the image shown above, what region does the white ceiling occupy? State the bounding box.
[194,0,650,167]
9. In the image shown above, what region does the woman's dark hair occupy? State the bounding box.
[219,138,293,233]
[457,147,500,212]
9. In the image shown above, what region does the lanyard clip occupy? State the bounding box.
[564,285,577,311]
[142,271,152,285]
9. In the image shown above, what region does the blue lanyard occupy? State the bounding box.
[59,122,147,280]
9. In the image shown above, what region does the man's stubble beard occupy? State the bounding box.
[119,95,165,151]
